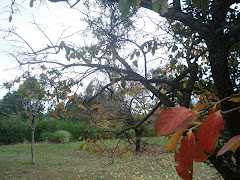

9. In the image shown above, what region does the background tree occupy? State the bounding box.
[0,91,25,116]
[2,75,45,164]
[1,69,68,164]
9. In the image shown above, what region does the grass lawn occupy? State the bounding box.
[0,138,223,180]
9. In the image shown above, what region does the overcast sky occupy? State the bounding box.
[0,0,167,99]
[0,0,88,98]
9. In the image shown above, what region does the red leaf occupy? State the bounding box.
[175,130,195,180]
[217,135,240,157]
[194,111,224,162]
[192,103,208,112]
[155,107,199,136]
[208,104,217,116]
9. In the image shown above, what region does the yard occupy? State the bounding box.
[0,138,223,180]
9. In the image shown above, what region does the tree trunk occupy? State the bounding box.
[134,128,143,152]
[206,35,240,180]
[31,126,35,164]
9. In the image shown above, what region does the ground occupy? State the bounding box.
[0,138,223,180]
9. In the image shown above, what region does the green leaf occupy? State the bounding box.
[119,0,130,19]
[136,51,140,57]
[147,42,152,52]
[60,41,65,49]
[161,0,168,15]
[186,0,191,5]
[84,59,92,64]
[119,0,128,12]
[30,0,34,8]
[121,80,127,88]
[122,5,130,19]
[193,0,201,9]
[153,41,158,51]
[201,0,208,15]
[172,45,178,52]
[9,15,12,22]
[133,60,138,67]
[130,53,135,60]
[152,0,160,12]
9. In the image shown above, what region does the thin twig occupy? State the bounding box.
[221,106,240,115]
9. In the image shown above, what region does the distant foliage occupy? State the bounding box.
[39,131,53,142]
[51,130,72,144]
[0,118,103,144]
[0,123,31,144]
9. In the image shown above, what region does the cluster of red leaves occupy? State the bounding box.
[155,106,225,180]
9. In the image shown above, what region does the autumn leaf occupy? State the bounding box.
[78,104,87,111]
[192,103,208,112]
[70,52,76,59]
[208,104,217,115]
[160,89,166,94]
[155,107,199,136]
[194,111,224,162]
[111,79,115,85]
[136,0,141,7]
[217,135,240,157]
[167,126,186,151]
[175,130,195,180]
[74,92,78,99]
[228,97,240,103]
[5,83,13,89]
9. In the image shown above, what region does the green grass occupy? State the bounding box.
[0,138,223,180]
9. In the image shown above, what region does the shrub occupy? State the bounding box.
[0,123,31,144]
[51,130,72,144]
[142,124,155,137]
[35,118,58,141]
[1,117,104,144]
[39,131,53,142]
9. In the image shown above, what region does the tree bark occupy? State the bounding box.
[134,128,143,152]
[206,33,240,180]
[31,122,35,164]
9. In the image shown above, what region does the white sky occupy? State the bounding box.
[0,0,88,98]
[0,0,169,99]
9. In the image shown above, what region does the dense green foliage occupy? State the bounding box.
[0,118,102,144]
[0,123,31,144]
[0,117,156,145]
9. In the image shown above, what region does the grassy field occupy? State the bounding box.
[0,138,223,180]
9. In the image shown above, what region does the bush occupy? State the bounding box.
[35,118,58,141]
[142,124,155,137]
[39,131,53,142]
[51,130,72,144]
[37,118,102,141]
[1,117,104,144]
[0,123,31,144]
